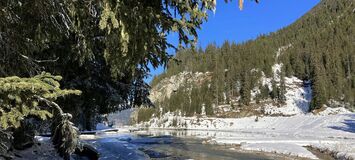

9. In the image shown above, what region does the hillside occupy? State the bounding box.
[134,0,355,123]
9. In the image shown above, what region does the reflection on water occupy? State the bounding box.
[84,130,290,160]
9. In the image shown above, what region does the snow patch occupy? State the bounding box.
[263,76,312,115]
[35,136,51,142]
[318,107,352,116]
[272,63,283,82]
[259,44,312,116]
[241,143,318,159]
[276,44,292,58]
[260,72,272,91]
[251,86,261,101]
[96,123,111,130]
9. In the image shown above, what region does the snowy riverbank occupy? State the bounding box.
[136,112,355,159]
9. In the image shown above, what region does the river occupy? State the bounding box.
[81,130,305,160]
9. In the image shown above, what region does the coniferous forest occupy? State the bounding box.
[138,0,355,122]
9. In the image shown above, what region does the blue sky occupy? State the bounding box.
[146,0,320,83]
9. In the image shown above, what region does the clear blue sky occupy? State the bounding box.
[146,0,320,83]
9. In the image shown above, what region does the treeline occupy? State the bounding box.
[136,83,215,123]
[138,0,355,122]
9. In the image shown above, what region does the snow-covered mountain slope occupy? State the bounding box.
[259,44,312,115]
[262,76,312,115]
[148,45,314,117]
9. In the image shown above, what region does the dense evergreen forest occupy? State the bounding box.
[137,0,355,123]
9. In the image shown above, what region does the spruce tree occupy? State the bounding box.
[260,85,270,99]
[270,79,278,100]
[278,69,287,103]
[240,72,251,106]
[310,53,328,110]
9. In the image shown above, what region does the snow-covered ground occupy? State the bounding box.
[137,112,355,159]
[203,114,355,159]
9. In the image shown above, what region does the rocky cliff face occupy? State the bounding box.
[149,71,212,103]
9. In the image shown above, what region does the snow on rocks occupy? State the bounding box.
[311,142,355,160]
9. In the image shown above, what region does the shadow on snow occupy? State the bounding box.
[329,114,355,133]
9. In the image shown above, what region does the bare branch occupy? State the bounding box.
[34,95,64,115]
[20,54,60,63]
